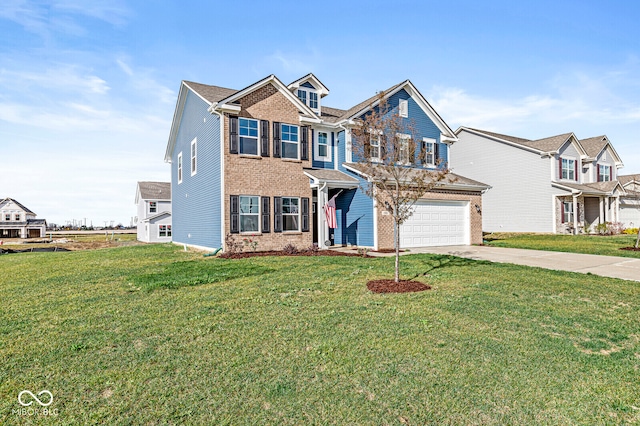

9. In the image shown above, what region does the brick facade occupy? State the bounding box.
[377,190,484,249]
[223,83,314,251]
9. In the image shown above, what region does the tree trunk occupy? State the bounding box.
[636,228,640,249]
[395,220,400,283]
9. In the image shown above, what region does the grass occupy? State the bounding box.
[1,244,640,424]
[484,232,640,258]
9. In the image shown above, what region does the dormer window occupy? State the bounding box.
[309,92,318,109]
[297,90,307,105]
[296,87,320,113]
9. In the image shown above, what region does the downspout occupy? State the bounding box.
[209,106,226,250]
[319,182,328,248]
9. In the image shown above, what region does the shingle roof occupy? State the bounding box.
[183,81,237,104]
[555,181,621,195]
[303,168,359,185]
[0,198,34,214]
[465,128,574,153]
[579,136,608,157]
[138,182,171,200]
[332,82,406,122]
[618,174,640,185]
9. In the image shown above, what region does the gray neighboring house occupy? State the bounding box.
[452,128,625,234]
[618,174,640,228]
[135,182,172,243]
[0,198,47,238]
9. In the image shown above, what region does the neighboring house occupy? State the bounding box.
[452,128,626,234]
[164,73,489,251]
[0,198,47,238]
[135,182,172,243]
[618,174,640,228]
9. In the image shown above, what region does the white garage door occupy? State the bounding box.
[620,203,640,229]
[400,200,469,247]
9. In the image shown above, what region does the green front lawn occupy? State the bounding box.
[485,233,640,258]
[1,244,639,424]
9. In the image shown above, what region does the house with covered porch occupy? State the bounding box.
[0,198,47,239]
[451,129,625,234]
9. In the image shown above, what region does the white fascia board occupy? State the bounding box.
[403,81,457,139]
[551,182,581,194]
[458,127,545,155]
[287,73,330,97]
[299,115,322,124]
[165,82,196,163]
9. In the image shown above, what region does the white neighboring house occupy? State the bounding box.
[618,174,640,229]
[452,128,626,234]
[0,198,47,238]
[135,182,172,243]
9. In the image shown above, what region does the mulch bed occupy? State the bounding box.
[620,247,640,252]
[219,250,373,259]
[367,279,431,293]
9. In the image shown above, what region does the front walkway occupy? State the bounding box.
[404,245,640,282]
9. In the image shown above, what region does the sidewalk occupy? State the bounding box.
[403,245,640,282]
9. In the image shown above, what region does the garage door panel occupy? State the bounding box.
[400,201,469,248]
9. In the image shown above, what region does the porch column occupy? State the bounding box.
[599,197,604,224]
[318,186,329,249]
[572,195,579,235]
[614,197,619,222]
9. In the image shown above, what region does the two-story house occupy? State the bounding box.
[135,181,172,243]
[452,128,626,234]
[164,73,489,252]
[618,174,640,228]
[0,198,47,238]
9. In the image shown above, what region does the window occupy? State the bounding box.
[282,197,299,231]
[397,134,411,164]
[14,214,21,221]
[309,92,318,109]
[4,214,9,221]
[297,90,307,105]
[190,138,197,176]
[159,225,172,237]
[149,202,157,213]
[281,124,299,159]
[239,196,260,233]
[561,158,576,180]
[421,138,436,166]
[370,134,380,161]
[598,164,611,182]
[177,152,183,184]
[317,131,329,159]
[239,118,259,155]
[562,201,574,223]
[399,99,408,117]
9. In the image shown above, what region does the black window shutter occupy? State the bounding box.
[229,116,238,154]
[261,196,270,233]
[380,134,387,160]
[301,197,310,232]
[230,195,239,233]
[574,160,578,181]
[363,130,371,159]
[558,157,563,179]
[273,122,281,158]
[434,143,440,165]
[274,197,282,232]
[261,120,270,157]
[301,126,309,160]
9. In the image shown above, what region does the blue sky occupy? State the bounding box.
[1,0,639,226]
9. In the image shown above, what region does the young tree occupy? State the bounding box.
[350,94,452,283]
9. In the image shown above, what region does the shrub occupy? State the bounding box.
[608,222,625,235]
[225,233,244,254]
[282,243,298,255]
[623,228,639,235]
[243,236,259,252]
[357,247,370,257]
[305,243,319,255]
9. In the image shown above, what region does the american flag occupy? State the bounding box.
[323,195,337,229]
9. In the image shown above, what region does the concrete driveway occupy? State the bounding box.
[403,245,640,282]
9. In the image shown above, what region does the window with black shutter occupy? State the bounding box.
[301,126,309,160]
[301,197,309,232]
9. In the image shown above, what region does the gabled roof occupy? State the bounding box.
[579,135,624,165]
[619,174,640,186]
[142,211,172,222]
[303,168,359,188]
[183,81,237,104]
[458,127,588,155]
[136,182,171,203]
[333,80,457,140]
[288,73,330,97]
[552,181,625,196]
[0,198,35,214]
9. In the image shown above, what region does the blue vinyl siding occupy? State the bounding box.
[332,171,374,247]
[171,89,222,250]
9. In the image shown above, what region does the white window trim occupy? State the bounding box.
[177,152,183,184]
[190,137,197,176]
[561,156,577,181]
[282,196,300,232]
[562,201,574,223]
[158,224,172,238]
[315,131,331,162]
[369,132,382,163]
[399,99,408,118]
[281,123,300,160]
[397,133,412,165]
[296,87,320,113]
[422,137,436,167]
[239,117,260,156]
[239,195,260,234]
[598,164,612,182]
[149,201,157,214]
